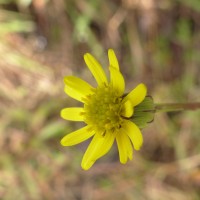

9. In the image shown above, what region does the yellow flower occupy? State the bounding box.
[61,49,147,170]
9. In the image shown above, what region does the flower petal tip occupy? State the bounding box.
[108,48,114,54]
[83,52,108,85]
[83,53,89,60]
[60,138,67,146]
[60,109,63,118]
[139,83,147,95]
[108,49,119,70]
[120,160,127,165]
[134,144,143,151]
[81,160,94,170]
[133,138,143,151]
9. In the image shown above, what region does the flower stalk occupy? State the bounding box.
[155,102,200,113]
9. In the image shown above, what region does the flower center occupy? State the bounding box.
[83,85,123,134]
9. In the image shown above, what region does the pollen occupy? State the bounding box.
[83,85,123,133]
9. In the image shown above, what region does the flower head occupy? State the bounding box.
[61,49,147,170]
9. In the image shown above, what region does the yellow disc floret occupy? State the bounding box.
[83,84,123,134]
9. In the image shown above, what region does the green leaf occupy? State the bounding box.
[38,121,69,141]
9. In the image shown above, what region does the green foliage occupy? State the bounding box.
[0,9,34,35]
[175,18,192,46]
[39,121,69,141]
[177,0,200,12]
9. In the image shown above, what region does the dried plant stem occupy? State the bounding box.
[155,102,200,113]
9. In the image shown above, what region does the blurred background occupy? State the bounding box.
[0,0,200,199]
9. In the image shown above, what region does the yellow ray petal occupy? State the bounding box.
[61,126,94,146]
[64,76,94,103]
[81,132,115,170]
[61,107,84,121]
[108,49,119,70]
[116,130,133,164]
[122,120,143,150]
[121,100,134,118]
[123,83,147,107]
[84,53,108,86]
[109,66,125,96]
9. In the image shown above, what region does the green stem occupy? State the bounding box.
[155,102,200,113]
